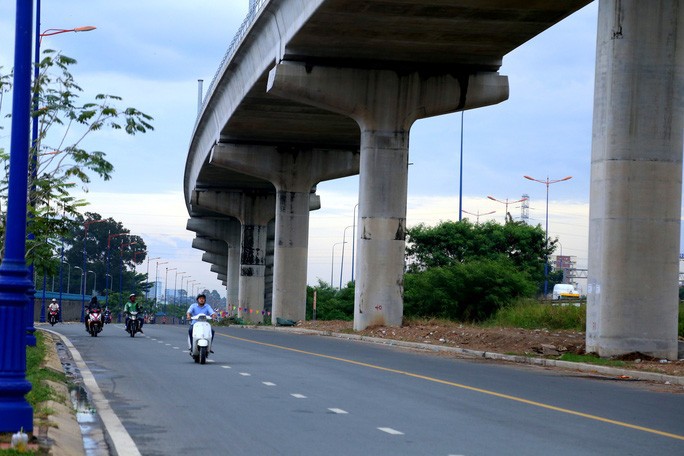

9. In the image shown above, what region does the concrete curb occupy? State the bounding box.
[248,325,684,386]
[39,330,86,456]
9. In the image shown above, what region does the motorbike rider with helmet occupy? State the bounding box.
[48,298,60,323]
[186,293,217,351]
[85,296,102,332]
[124,293,144,334]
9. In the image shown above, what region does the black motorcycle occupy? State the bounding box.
[47,309,59,326]
[126,311,141,337]
[87,307,104,337]
[104,309,112,324]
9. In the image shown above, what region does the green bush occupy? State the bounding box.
[306,281,354,321]
[486,298,585,330]
[403,258,536,322]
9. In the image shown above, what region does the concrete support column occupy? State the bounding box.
[273,189,312,321]
[192,190,275,323]
[240,222,268,322]
[355,129,409,328]
[268,62,508,330]
[210,144,358,323]
[227,246,240,313]
[587,0,684,359]
[186,218,241,311]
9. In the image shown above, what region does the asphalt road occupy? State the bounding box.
[51,322,684,456]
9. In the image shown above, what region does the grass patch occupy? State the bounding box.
[25,332,66,407]
[0,331,66,455]
[559,353,627,367]
[484,298,585,331]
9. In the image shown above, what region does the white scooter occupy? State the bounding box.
[190,314,213,364]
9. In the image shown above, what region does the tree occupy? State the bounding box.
[405,219,555,285]
[403,258,537,322]
[403,219,559,321]
[306,280,354,321]
[55,212,148,300]
[0,51,154,270]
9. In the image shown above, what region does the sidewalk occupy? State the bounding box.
[41,331,86,456]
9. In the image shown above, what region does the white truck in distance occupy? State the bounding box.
[552,284,580,300]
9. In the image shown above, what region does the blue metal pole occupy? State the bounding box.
[58,237,64,322]
[119,250,124,308]
[81,224,87,322]
[543,178,550,297]
[40,272,46,321]
[0,0,35,433]
[105,245,110,307]
[458,110,464,221]
[23,0,42,344]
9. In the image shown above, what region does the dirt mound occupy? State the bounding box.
[296,320,684,379]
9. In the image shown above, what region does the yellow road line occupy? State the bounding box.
[219,332,684,441]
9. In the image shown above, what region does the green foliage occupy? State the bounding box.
[306,280,354,321]
[485,298,586,330]
[0,51,154,266]
[403,258,536,322]
[36,212,149,302]
[558,353,626,367]
[406,219,555,286]
[26,332,66,408]
[679,302,684,338]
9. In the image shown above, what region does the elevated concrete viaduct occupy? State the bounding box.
[186,0,682,358]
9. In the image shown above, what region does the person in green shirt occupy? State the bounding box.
[123,293,144,334]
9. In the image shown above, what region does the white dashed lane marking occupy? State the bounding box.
[328,408,348,414]
[291,393,307,399]
[221,366,231,369]
[262,382,276,386]
[378,428,404,435]
[239,372,251,376]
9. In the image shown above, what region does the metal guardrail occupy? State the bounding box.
[194,0,270,131]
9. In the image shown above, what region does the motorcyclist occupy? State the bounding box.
[48,298,60,313]
[186,293,217,352]
[85,296,102,332]
[48,298,60,322]
[123,293,144,334]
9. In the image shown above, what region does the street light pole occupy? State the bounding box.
[330,242,346,288]
[487,195,528,222]
[74,266,84,302]
[352,203,359,282]
[458,110,464,221]
[340,225,353,288]
[523,175,573,297]
[146,256,160,302]
[119,241,138,306]
[28,8,94,338]
[165,267,176,306]
[0,0,34,432]
[106,232,128,307]
[175,271,185,305]
[155,261,168,305]
[82,219,106,321]
[87,270,96,296]
[462,209,495,224]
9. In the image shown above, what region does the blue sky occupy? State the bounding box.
[1,1,603,296]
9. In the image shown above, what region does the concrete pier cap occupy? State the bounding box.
[267,61,509,330]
